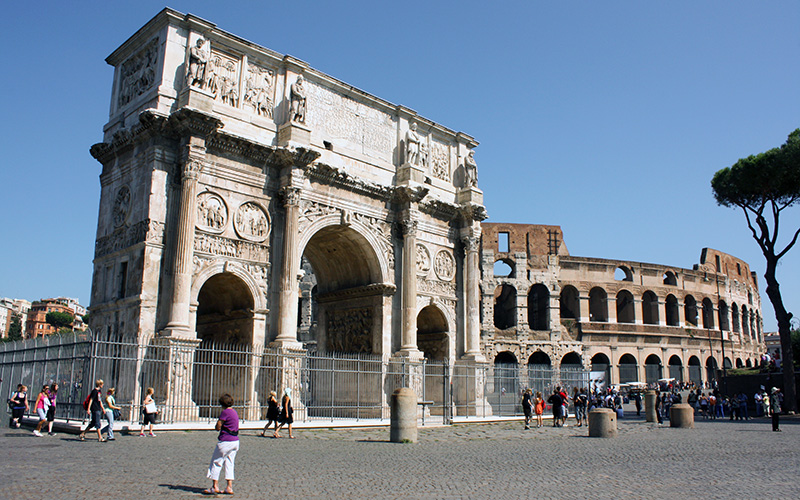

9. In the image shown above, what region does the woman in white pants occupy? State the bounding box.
[204,393,239,495]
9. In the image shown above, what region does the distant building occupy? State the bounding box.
[764,332,781,359]
[25,300,76,338]
[0,298,31,338]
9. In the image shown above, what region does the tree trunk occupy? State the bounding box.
[764,258,796,413]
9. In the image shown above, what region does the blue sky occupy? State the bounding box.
[1,1,798,331]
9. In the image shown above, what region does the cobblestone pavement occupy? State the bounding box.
[1,412,797,500]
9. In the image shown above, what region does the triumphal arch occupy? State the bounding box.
[89,9,486,417]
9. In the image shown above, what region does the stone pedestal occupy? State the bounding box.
[278,121,311,148]
[669,403,695,428]
[456,186,483,205]
[588,408,617,437]
[390,387,418,443]
[452,360,491,417]
[397,162,426,184]
[644,390,657,422]
[154,336,201,422]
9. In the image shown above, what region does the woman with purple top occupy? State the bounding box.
[203,393,239,495]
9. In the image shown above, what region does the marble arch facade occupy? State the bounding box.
[481,223,765,386]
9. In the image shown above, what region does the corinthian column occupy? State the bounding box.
[163,157,203,338]
[274,186,302,347]
[462,235,484,360]
[399,215,421,357]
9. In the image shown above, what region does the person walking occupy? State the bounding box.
[45,383,58,435]
[737,392,749,420]
[103,388,122,441]
[9,384,28,428]
[139,387,158,437]
[547,388,563,427]
[521,389,533,430]
[260,391,280,437]
[769,388,782,432]
[534,391,544,428]
[79,379,106,442]
[203,394,239,495]
[275,388,294,438]
[32,385,50,436]
[574,387,588,427]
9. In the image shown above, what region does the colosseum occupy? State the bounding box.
[480,222,764,389]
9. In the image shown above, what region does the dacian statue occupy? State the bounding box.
[464,150,478,187]
[187,38,209,89]
[405,122,421,166]
[290,76,307,123]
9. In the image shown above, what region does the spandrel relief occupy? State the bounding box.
[207,50,240,107]
[112,186,131,228]
[326,308,373,354]
[196,192,228,233]
[430,141,451,182]
[243,64,274,118]
[416,244,431,276]
[118,38,159,108]
[234,202,270,242]
[434,250,455,282]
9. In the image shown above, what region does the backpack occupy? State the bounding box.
[83,393,92,411]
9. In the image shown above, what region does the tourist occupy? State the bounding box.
[260,391,280,437]
[46,383,58,435]
[698,393,709,419]
[762,389,771,417]
[9,384,28,428]
[737,392,749,420]
[275,388,295,438]
[32,385,50,436]
[522,389,533,429]
[104,387,122,441]
[754,390,763,417]
[574,387,588,427]
[203,393,239,495]
[558,387,570,426]
[79,379,106,442]
[547,389,563,427]
[534,391,544,428]
[708,392,717,420]
[769,388,782,432]
[634,392,643,416]
[139,387,158,437]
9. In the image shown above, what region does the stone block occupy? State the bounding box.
[588,408,617,437]
[390,387,418,443]
[670,403,695,428]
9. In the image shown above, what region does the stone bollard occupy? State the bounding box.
[588,408,617,438]
[644,390,657,422]
[669,403,695,428]
[390,387,418,443]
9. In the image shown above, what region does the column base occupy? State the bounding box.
[269,339,304,350]
[461,351,486,363]
[160,324,195,340]
[395,348,424,361]
[278,121,311,148]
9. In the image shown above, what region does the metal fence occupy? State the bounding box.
[1,332,588,425]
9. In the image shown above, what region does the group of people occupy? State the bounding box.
[521,387,591,429]
[259,388,295,439]
[8,383,59,435]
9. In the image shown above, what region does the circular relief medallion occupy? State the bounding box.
[234,202,270,242]
[196,192,228,233]
[416,244,431,275]
[434,250,455,281]
[112,186,131,228]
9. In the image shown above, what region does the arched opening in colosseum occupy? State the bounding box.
[493,284,517,330]
[616,290,635,324]
[705,356,719,384]
[559,285,579,319]
[723,357,732,369]
[688,356,702,385]
[494,351,518,395]
[493,258,514,278]
[663,271,677,286]
[614,266,633,281]
[684,295,698,326]
[718,300,729,331]
[527,351,551,390]
[735,358,743,368]
[731,303,740,332]
[702,298,715,329]
[618,354,638,383]
[590,353,611,387]
[750,313,757,341]
[741,306,750,337]
[193,272,255,416]
[560,352,583,390]
[528,284,549,330]
[745,358,753,368]
[301,225,385,354]
[642,290,659,325]
[668,355,683,381]
[644,354,662,384]
[416,305,448,361]
[665,294,679,326]
[589,287,608,322]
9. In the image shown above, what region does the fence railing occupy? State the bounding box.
[1,333,589,425]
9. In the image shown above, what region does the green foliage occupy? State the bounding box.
[82,312,91,324]
[7,313,23,341]
[793,329,800,368]
[45,311,74,330]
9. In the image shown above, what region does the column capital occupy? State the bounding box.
[280,186,302,207]
[183,158,204,181]
[461,235,480,253]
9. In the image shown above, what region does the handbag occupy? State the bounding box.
[144,401,157,414]
[113,409,122,420]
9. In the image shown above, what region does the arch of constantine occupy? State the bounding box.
[87,9,763,421]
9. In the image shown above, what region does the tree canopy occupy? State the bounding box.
[45,311,74,330]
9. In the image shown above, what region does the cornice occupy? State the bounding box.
[90,111,172,164]
[316,283,396,304]
[307,162,394,201]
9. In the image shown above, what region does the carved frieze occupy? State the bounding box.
[326,307,373,354]
[118,38,158,108]
[207,50,240,107]
[241,262,270,300]
[194,233,268,262]
[243,64,274,118]
[95,219,164,258]
[234,202,270,242]
[196,192,227,233]
[430,142,450,181]
[418,277,456,297]
[112,186,131,228]
[434,250,455,282]
[416,244,431,275]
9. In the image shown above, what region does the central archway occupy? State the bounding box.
[300,224,387,355]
